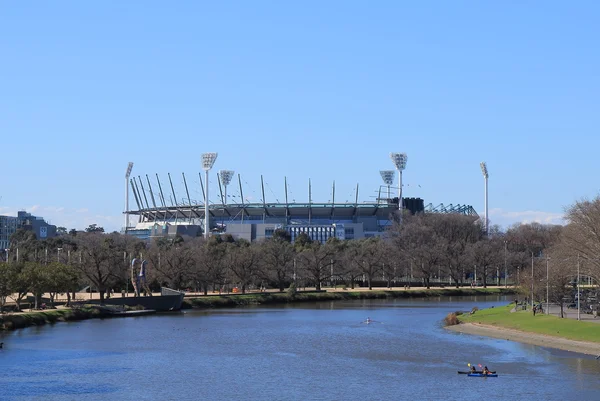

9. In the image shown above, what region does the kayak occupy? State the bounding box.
[458,371,496,374]
[468,373,498,377]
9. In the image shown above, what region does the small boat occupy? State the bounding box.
[458,370,496,374]
[468,373,498,377]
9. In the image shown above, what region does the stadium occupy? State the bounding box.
[124,154,478,243]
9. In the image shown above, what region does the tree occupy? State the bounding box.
[85,224,105,233]
[8,263,30,311]
[260,236,295,292]
[56,227,68,235]
[74,232,126,303]
[225,239,258,294]
[467,239,502,288]
[45,262,79,307]
[0,263,11,313]
[190,237,228,295]
[21,262,50,309]
[354,238,386,290]
[147,238,193,290]
[297,241,336,291]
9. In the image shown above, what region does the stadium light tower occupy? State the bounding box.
[390,153,408,215]
[125,162,134,232]
[201,153,218,239]
[480,161,489,236]
[219,170,235,206]
[379,170,395,200]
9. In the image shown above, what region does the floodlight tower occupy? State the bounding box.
[379,170,395,200]
[125,162,134,232]
[201,153,218,239]
[480,162,489,236]
[219,170,235,206]
[390,153,408,217]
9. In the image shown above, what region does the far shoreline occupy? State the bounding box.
[446,322,600,357]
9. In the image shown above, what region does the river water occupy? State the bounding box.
[1,296,599,401]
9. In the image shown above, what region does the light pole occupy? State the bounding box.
[379,170,395,200]
[219,170,235,206]
[57,247,63,263]
[531,252,534,310]
[577,254,580,321]
[504,240,508,287]
[4,248,9,264]
[125,162,134,233]
[390,153,407,220]
[546,256,549,316]
[480,162,489,236]
[201,152,218,239]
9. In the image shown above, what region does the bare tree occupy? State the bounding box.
[74,232,126,304]
[297,241,337,291]
[225,239,259,294]
[259,237,295,292]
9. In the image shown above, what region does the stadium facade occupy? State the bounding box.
[124,169,478,243]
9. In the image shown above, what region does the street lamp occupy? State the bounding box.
[480,162,489,236]
[546,256,549,316]
[201,152,218,239]
[390,153,408,219]
[531,252,536,310]
[504,240,508,288]
[577,254,581,321]
[125,162,134,233]
[57,247,63,263]
[219,170,235,206]
[4,248,9,264]
[379,170,395,200]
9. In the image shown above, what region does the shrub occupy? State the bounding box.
[444,312,460,326]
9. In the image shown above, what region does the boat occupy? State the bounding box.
[467,373,498,377]
[458,370,496,374]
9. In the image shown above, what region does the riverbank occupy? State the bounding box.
[447,304,600,356]
[0,305,146,331]
[183,287,516,309]
[0,287,515,333]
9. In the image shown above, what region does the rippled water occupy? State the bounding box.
[1,296,599,400]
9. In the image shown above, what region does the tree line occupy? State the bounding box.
[2,196,600,314]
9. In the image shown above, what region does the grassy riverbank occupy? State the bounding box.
[184,287,516,309]
[458,304,600,343]
[0,305,146,332]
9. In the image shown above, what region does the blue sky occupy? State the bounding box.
[1,2,599,232]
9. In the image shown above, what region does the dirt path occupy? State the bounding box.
[446,322,600,357]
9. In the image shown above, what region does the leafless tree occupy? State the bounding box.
[259,237,296,292]
[73,232,127,303]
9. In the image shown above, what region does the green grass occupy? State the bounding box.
[460,304,600,343]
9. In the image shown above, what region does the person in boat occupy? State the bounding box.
[482,366,490,375]
[366,317,372,324]
[470,365,476,373]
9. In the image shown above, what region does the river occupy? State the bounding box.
[1,296,599,400]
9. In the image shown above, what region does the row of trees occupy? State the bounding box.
[2,196,600,313]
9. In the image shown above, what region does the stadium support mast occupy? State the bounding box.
[125,162,133,233]
[219,170,235,206]
[480,161,489,236]
[379,170,395,200]
[390,153,408,220]
[201,153,218,239]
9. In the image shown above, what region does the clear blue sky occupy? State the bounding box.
[1,1,599,232]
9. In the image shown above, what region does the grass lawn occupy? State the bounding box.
[460,304,600,343]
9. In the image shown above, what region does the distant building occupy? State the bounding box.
[0,211,57,251]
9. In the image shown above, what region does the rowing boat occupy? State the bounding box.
[458,370,496,374]
[467,373,498,377]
